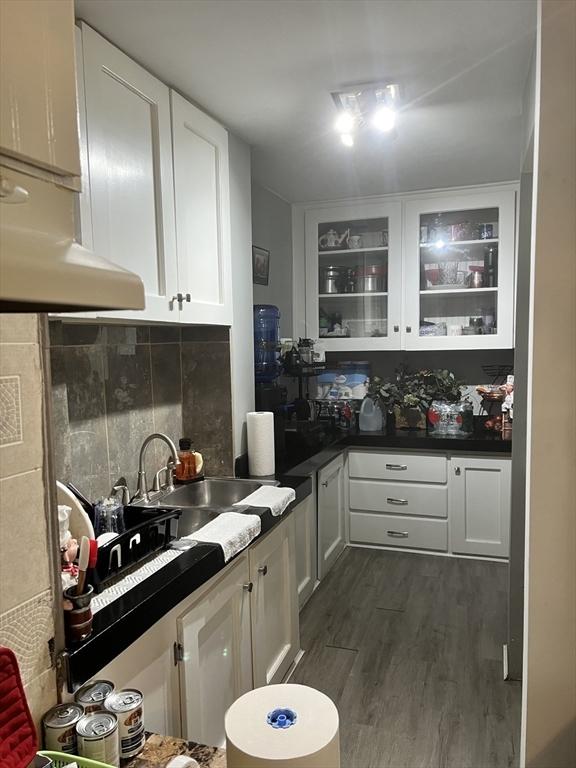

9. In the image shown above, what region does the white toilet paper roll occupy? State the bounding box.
[247,411,275,477]
[225,684,340,768]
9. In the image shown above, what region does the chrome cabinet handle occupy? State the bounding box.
[386,463,408,471]
[406,326,412,333]
[0,177,29,204]
[387,497,408,505]
[172,292,191,304]
[387,530,409,538]
[393,325,399,333]
[243,582,253,592]
[321,480,328,488]
[258,565,268,576]
[455,467,461,476]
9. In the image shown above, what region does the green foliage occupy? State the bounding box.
[367,365,463,413]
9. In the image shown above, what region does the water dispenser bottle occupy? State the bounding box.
[254,305,281,383]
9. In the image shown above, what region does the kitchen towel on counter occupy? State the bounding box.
[234,486,296,517]
[226,683,340,768]
[247,411,275,476]
[185,512,261,562]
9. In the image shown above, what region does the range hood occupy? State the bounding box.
[0,167,145,312]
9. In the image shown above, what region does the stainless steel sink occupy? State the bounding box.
[143,477,271,510]
[174,507,220,538]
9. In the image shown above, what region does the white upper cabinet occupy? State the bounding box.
[306,201,403,351]
[403,189,516,350]
[74,24,232,324]
[304,186,516,351]
[79,22,178,322]
[171,92,232,325]
[0,0,80,182]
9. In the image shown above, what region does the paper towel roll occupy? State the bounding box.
[247,411,275,476]
[225,684,340,768]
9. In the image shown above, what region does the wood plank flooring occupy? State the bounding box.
[290,547,521,768]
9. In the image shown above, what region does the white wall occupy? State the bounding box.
[229,133,255,460]
[251,182,293,337]
[521,1,576,765]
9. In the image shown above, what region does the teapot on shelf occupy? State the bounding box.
[318,228,349,249]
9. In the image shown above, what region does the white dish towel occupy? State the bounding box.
[185,512,261,563]
[234,486,296,517]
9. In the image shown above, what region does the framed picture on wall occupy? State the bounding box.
[252,246,270,286]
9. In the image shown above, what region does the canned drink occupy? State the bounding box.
[105,689,145,758]
[42,703,84,753]
[76,712,119,767]
[74,679,115,713]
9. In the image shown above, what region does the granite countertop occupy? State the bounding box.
[124,733,225,768]
[67,474,312,688]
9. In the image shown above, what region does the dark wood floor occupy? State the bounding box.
[291,547,521,768]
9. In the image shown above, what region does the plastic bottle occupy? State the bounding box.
[359,398,383,432]
[175,437,197,482]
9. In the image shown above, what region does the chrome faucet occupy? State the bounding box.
[133,433,180,503]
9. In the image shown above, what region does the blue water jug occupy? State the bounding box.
[254,305,281,383]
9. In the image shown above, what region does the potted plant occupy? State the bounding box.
[368,367,464,431]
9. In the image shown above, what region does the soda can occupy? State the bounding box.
[74,679,114,713]
[105,689,145,758]
[42,703,83,753]
[76,712,119,767]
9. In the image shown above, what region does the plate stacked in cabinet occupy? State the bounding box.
[348,451,448,552]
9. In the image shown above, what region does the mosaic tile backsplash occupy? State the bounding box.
[49,322,234,502]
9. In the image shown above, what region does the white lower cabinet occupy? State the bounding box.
[93,610,181,738]
[449,456,511,558]
[318,454,346,579]
[90,517,300,747]
[249,516,300,687]
[347,449,511,559]
[178,555,253,747]
[293,489,317,609]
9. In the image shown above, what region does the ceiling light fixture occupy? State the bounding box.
[372,105,396,133]
[331,82,401,146]
[334,111,355,135]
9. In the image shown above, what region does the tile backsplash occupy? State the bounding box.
[0,313,57,731]
[49,322,234,502]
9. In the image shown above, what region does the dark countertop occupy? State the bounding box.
[340,428,512,454]
[124,733,225,768]
[67,473,312,688]
[277,425,512,477]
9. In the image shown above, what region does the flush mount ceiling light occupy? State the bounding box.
[332,82,400,146]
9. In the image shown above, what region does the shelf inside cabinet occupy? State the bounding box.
[319,292,388,298]
[420,239,498,248]
[420,287,497,296]
[319,246,388,256]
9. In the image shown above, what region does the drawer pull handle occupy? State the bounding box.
[386,464,408,471]
[258,565,268,576]
[387,497,408,505]
[387,530,409,538]
[243,582,253,592]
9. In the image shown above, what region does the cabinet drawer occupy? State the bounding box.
[349,479,447,518]
[350,512,448,551]
[348,451,447,484]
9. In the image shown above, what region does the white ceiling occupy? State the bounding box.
[75,0,536,203]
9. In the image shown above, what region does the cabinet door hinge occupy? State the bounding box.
[55,650,72,693]
[173,641,184,665]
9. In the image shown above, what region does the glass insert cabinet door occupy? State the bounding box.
[305,201,402,350]
[403,190,516,350]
